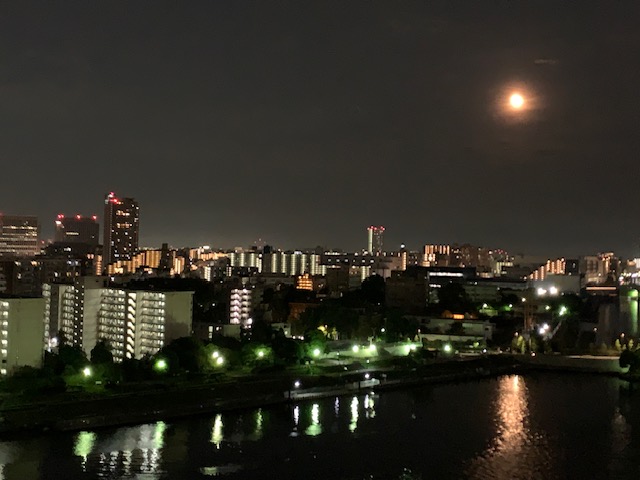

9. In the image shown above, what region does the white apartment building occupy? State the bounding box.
[44,277,193,362]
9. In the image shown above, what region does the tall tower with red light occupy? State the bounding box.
[103,192,139,266]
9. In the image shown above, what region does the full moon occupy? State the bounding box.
[509,93,524,109]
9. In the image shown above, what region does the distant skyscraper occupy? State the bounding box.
[54,214,99,247]
[0,215,39,257]
[366,226,385,255]
[103,192,139,265]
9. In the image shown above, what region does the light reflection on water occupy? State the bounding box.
[0,376,637,479]
[210,414,223,449]
[350,396,359,433]
[466,375,555,480]
[305,403,322,436]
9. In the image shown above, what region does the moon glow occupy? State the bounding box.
[509,93,524,109]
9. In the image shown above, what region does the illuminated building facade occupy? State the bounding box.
[229,287,253,326]
[54,214,99,247]
[296,273,314,291]
[222,249,326,277]
[367,226,385,255]
[581,253,618,285]
[105,247,184,276]
[422,245,451,267]
[97,289,192,361]
[0,296,45,375]
[44,278,193,361]
[0,215,39,257]
[103,192,139,266]
[529,258,567,281]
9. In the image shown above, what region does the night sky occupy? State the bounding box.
[2,2,639,257]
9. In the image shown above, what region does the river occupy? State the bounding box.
[1,373,639,479]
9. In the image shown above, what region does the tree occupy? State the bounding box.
[298,303,359,339]
[250,319,274,344]
[446,321,465,336]
[361,275,386,306]
[273,333,303,365]
[90,340,114,365]
[158,336,209,373]
[511,334,526,354]
[437,283,472,313]
[58,345,88,371]
[385,309,419,341]
[620,349,640,373]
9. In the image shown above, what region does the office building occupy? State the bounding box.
[54,214,99,247]
[103,192,139,266]
[0,296,45,375]
[0,215,39,257]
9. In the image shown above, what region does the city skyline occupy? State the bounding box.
[2,3,640,257]
[2,202,637,259]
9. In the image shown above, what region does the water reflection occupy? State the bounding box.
[80,420,167,478]
[305,403,322,436]
[608,407,631,477]
[0,444,12,480]
[496,375,526,451]
[293,405,300,427]
[350,396,359,433]
[73,431,96,468]
[254,409,264,439]
[364,394,376,419]
[467,375,533,479]
[210,414,223,449]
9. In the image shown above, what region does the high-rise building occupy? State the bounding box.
[103,192,139,266]
[367,226,385,255]
[229,287,254,326]
[422,244,451,267]
[0,215,39,257]
[54,214,99,247]
[44,277,193,362]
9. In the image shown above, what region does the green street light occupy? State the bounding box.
[257,350,265,358]
[82,367,92,377]
[212,351,220,359]
[443,344,452,353]
[216,356,224,366]
[352,345,359,353]
[312,348,321,357]
[155,359,168,372]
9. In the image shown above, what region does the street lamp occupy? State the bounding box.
[82,367,92,377]
[154,359,168,372]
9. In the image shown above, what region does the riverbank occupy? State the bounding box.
[0,353,626,437]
